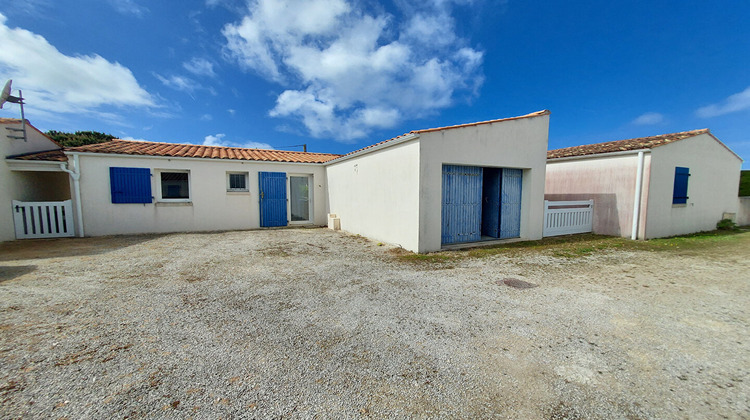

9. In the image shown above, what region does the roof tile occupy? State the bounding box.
[64,140,342,163]
[547,129,710,159]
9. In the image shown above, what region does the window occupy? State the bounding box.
[227,172,249,192]
[289,175,310,222]
[109,167,152,203]
[672,167,690,204]
[159,171,190,200]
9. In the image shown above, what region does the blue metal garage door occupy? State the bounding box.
[442,165,483,244]
[259,172,287,227]
[499,168,523,239]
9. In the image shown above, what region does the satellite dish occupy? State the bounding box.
[0,79,11,109]
[0,79,23,109]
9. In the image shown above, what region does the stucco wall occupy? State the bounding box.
[644,134,742,238]
[325,140,421,252]
[418,113,550,252]
[545,153,651,238]
[73,153,327,236]
[737,197,750,226]
[1,122,64,241]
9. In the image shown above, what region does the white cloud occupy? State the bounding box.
[183,57,216,77]
[200,113,212,121]
[154,74,197,93]
[696,86,750,118]
[108,0,148,17]
[121,136,149,142]
[632,112,665,125]
[203,133,226,146]
[203,133,273,149]
[222,0,483,141]
[0,13,154,117]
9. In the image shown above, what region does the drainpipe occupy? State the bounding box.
[59,153,84,237]
[631,151,645,240]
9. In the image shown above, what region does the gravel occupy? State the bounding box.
[0,228,748,418]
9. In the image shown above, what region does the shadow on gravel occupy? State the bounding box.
[0,265,36,282]
[0,234,161,262]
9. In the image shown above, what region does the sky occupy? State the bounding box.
[0,0,748,168]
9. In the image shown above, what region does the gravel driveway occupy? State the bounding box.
[0,228,748,419]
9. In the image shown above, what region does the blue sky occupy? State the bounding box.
[1,1,748,168]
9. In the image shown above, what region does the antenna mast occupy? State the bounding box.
[1,80,27,142]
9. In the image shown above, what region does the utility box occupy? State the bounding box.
[327,213,341,230]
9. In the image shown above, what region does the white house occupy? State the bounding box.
[326,110,551,252]
[53,140,340,237]
[545,129,743,239]
[2,111,550,253]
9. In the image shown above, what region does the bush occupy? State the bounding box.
[717,218,738,230]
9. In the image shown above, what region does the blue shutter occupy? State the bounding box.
[499,168,523,239]
[259,172,288,227]
[110,167,152,203]
[441,165,483,244]
[673,167,690,204]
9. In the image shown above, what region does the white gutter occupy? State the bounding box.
[324,133,420,165]
[631,151,645,240]
[59,153,84,238]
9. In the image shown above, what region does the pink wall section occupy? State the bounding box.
[545,153,650,238]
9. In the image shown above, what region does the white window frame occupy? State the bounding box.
[226,171,249,192]
[156,169,192,203]
[287,173,313,224]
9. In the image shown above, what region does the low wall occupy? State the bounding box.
[738,197,750,226]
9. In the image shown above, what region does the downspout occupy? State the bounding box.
[631,151,645,240]
[59,153,84,237]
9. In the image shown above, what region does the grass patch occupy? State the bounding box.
[393,230,749,264]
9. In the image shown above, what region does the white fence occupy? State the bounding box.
[543,200,594,237]
[12,200,75,239]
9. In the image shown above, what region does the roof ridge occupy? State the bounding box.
[413,110,550,134]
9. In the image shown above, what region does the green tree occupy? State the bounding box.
[46,130,115,147]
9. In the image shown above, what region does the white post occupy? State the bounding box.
[631,151,645,240]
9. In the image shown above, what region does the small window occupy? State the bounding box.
[227,172,249,192]
[672,167,690,204]
[160,171,190,200]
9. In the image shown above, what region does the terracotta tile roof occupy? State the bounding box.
[9,149,67,162]
[64,139,342,163]
[547,129,711,160]
[336,110,551,160]
[0,118,23,124]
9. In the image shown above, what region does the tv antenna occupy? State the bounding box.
[0,80,27,142]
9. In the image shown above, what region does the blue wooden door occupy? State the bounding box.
[481,168,502,238]
[442,165,483,244]
[259,172,287,227]
[499,168,522,239]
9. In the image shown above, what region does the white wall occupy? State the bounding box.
[418,113,550,252]
[1,121,64,241]
[644,134,742,238]
[545,153,651,238]
[737,197,750,226]
[325,140,422,252]
[74,153,327,236]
